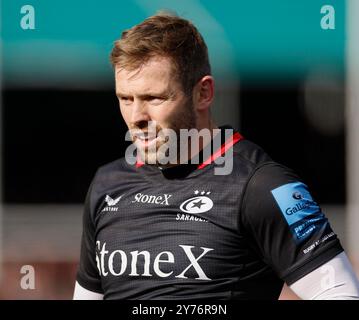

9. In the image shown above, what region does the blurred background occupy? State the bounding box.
[0,0,358,299]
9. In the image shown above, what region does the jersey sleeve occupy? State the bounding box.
[240,162,344,285]
[76,177,103,293]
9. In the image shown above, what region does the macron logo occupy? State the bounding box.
[102,194,123,212]
[105,195,123,206]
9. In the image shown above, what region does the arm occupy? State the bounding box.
[290,251,359,300]
[241,162,346,296]
[73,281,104,300]
[74,177,104,299]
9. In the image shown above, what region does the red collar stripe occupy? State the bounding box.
[135,131,244,169]
[135,156,145,168]
[197,131,243,170]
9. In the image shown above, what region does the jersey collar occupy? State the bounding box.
[135,125,244,177]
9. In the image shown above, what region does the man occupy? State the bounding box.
[73,13,359,300]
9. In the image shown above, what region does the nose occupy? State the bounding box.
[130,100,151,127]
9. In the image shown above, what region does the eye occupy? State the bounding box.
[119,96,133,105]
[147,96,165,105]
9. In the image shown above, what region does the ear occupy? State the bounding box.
[193,75,215,111]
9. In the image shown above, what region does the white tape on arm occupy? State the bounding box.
[73,281,104,300]
[289,252,359,300]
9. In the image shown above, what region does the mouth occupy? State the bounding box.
[134,132,159,148]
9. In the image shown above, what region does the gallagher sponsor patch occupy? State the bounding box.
[271,182,326,243]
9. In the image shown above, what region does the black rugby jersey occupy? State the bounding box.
[76,126,343,300]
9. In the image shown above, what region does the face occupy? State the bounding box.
[115,56,196,165]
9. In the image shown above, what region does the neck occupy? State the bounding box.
[161,119,218,168]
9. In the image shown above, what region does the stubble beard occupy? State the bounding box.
[136,98,196,166]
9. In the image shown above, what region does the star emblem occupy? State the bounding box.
[194,190,199,195]
[191,199,205,209]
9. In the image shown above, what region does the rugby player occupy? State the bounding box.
[73,13,359,300]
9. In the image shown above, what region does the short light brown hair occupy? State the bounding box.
[110,12,211,96]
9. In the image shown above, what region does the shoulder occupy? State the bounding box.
[232,138,299,182]
[88,157,134,209]
[232,138,272,167]
[95,157,130,179]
